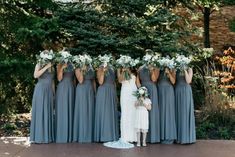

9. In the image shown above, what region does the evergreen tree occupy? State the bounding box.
[56,0,196,57]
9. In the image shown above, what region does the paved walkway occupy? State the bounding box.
[0,137,235,157]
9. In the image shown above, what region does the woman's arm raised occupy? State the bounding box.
[150,67,159,82]
[185,68,193,84]
[117,68,124,83]
[75,68,84,84]
[97,67,105,85]
[165,68,176,85]
[57,64,67,81]
[34,63,52,79]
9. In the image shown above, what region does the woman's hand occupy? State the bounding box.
[81,65,87,71]
[165,68,176,84]
[148,65,154,71]
[165,68,170,75]
[45,62,53,69]
[122,68,127,72]
[62,63,68,69]
[144,103,152,110]
[103,66,107,72]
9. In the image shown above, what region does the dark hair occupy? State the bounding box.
[130,68,137,76]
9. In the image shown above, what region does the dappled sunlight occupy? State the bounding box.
[0,137,31,147]
[0,137,30,157]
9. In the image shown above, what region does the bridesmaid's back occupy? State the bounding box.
[38,69,53,83]
[103,67,115,84]
[176,71,188,86]
[139,66,151,82]
[158,70,171,85]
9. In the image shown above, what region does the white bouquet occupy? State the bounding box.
[143,53,161,67]
[93,54,114,69]
[116,55,137,80]
[37,50,55,66]
[151,53,161,67]
[175,54,192,70]
[143,54,153,65]
[157,56,176,69]
[133,86,149,98]
[116,56,140,68]
[130,58,141,68]
[72,54,92,69]
[55,49,73,64]
[116,55,133,68]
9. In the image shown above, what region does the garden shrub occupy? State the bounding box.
[222,0,235,5]
[229,18,235,32]
[0,59,35,116]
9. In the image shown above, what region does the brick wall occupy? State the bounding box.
[175,6,235,52]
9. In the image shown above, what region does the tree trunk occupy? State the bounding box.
[204,7,211,48]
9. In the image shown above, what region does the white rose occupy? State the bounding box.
[143,54,152,61]
[47,54,53,60]
[139,89,145,95]
[40,52,45,58]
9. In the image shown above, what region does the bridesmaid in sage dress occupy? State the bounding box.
[137,65,160,143]
[158,68,177,144]
[30,62,54,143]
[175,68,196,144]
[55,63,75,143]
[73,66,95,143]
[94,66,119,142]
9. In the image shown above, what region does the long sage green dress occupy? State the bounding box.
[30,69,54,143]
[175,71,196,144]
[55,65,75,143]
[73,68,95,143]
[94,67,119,142]
[157,70,176,144]
[139,66,160,143]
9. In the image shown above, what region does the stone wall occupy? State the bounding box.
[175,6,235,52]
[210,6,235,51]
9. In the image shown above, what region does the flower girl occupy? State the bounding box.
[133,86,152,147]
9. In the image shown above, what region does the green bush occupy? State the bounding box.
[229,18,235,32]
[0,59,35,116]
[196,110,235,140]
[2,123,17,131]
[196,121,215,139]
[192,71,205,109]
[222,0,235,5]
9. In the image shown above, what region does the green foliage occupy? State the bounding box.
[196,121,215,139]
[222,0,235,5]
[2,123,17,131]
[196,110,235,139]
[55,1,196,58]
[0,114,30,136]
[191,69,205,109]
[195,0,220,8]
[195,62,235,139]
[0,59,34,115]
[229,18,235,32]
[0,0,59,116]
